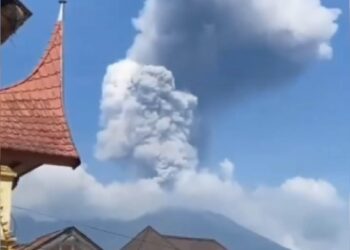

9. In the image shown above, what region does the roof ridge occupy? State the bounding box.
[20,228,64,250]
[62,226,103,250]
[163,234,216,242]
[120,226,180,250]
[145,226,181,250]
[18,226,103,250]
[120,226,151,250]
[32,228,63,240]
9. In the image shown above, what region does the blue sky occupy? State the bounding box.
[6,1,349,249]
[2,0,348,196]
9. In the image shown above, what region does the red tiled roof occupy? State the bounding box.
[0,19,80,177]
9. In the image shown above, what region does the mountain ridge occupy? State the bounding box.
[15,208,289,250]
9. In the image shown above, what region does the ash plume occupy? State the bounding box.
[128,0,340,104]
[96,60,198,182]
[96,0,340,181]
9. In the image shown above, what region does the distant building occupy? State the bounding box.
[16,225,227,250]
[121,226,227,250]
[16,227,102,250]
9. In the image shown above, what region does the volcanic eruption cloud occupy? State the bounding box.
[96,0,340,181]
[96,60,198,181]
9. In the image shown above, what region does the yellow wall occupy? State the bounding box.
[0,165,17,242]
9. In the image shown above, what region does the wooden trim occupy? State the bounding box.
[0,148,80,178]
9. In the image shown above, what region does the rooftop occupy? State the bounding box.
[16,227,102,250]
[0,7,80,182]
[121,226,227,250]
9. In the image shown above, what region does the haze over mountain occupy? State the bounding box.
[16,209,288,250]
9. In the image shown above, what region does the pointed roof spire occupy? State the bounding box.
[58,0,66,22]
[0,1,80,181]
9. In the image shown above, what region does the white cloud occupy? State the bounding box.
[14,165,165,221]
[219,158,235,181]
[14,162,348,250]
[281,177,342,206]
